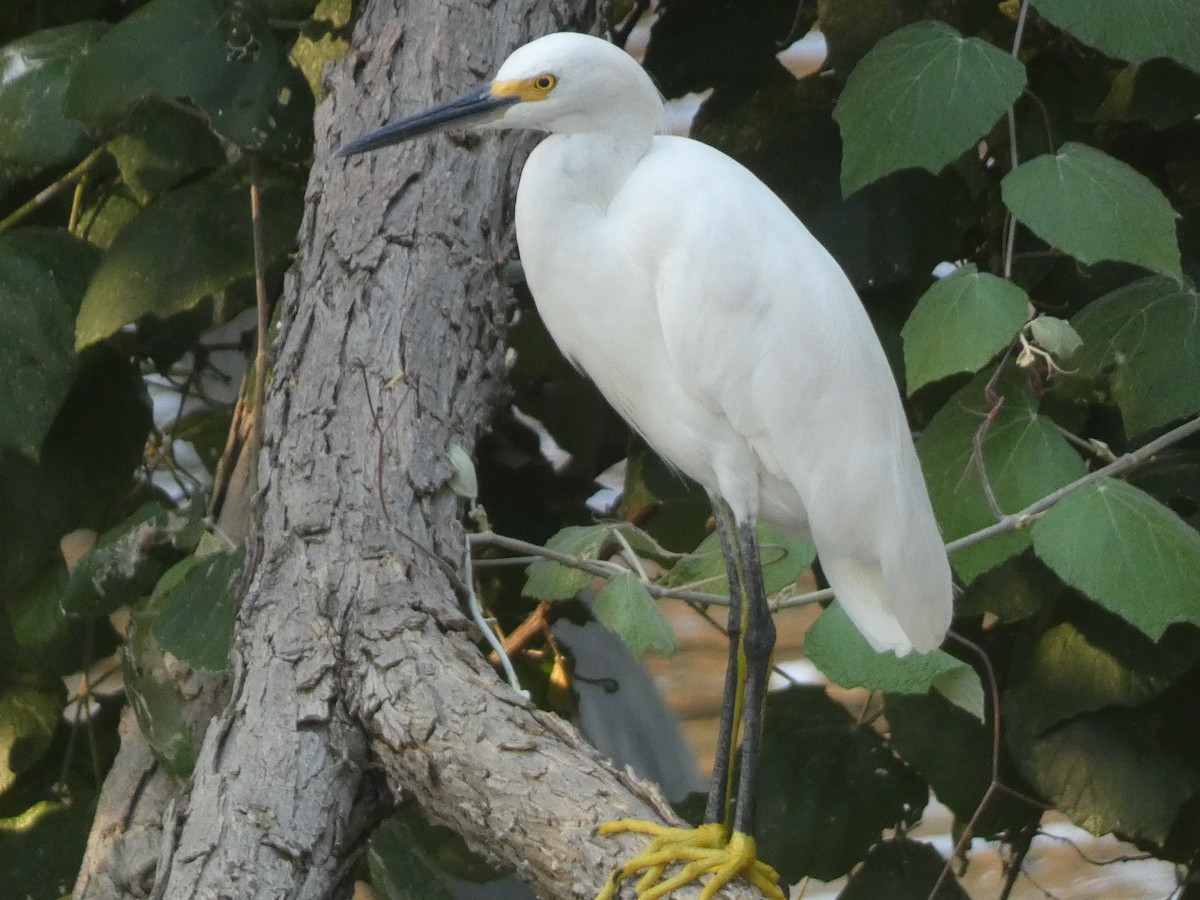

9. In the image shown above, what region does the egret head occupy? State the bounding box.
[337,32,663,159]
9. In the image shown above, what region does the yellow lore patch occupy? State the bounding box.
[491,73,557,101]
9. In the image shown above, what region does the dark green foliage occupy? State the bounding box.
[643,0,816,96]
[75,164,305,349]
[0,22,108,176]
[64,0,313,154]
[0,228,100,458]
[0,796,98,900]
[368,808,513,900]
[753,686,929,882]
[0,347,153,594]
[888,690,1041,839]
[839,836,971,900]
[0,0,336,888]
[152,549,245,671]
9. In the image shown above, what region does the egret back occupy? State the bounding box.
[513,87,952,658]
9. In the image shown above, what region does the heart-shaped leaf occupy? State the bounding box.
[1002,142,1182,281]
[835,20,1026,195]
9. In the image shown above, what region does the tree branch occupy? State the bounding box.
[944,413,1200,554]
[470,414,1200,617]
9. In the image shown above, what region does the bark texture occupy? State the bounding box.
[77,1,767,897]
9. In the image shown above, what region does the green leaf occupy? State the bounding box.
[123,605,197,777]
[7,562,70,650]
[61,502,202,619]
[106,101,225,202]
[755,686,929,883]
[522,525,614,601]
[63,0,313,152]
[888,692,1042,839]
[806,604,983,719]
[0,22,107,175]
[75,165,304,350]
[1001,142,1182,281]
[591,572,676,659]
[840,837,970,900]
[446,443,478,500]
[1092,60,1200,130]
[955,551,1062,623]
[902,266,1029,394]
[0,797,97,900]
[917,370,1087,581]
[1028,314,1082,360]
[0,348,152,595]
[0,673,66,794]
[289,0,353,102]
[1006,704,1199,848]
[1030,0,1200,75]
[367,812,457,900]
[76,183,142,250]
[1032,478,1200,640]
[1007,617,1197,735]
[665,524,814,597]
[1069,277,1200,437]
[0,229,101,460]
[152,549,243,672]
[834,20,1026,196]
[369,808,505,892]
[609,522,678,568]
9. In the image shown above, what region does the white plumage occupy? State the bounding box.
[499,33,952,654]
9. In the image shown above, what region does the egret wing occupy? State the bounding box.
[614,137,953,654]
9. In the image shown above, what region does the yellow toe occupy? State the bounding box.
[595,821,783,899]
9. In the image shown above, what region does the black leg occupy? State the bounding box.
[730,518,775,838]
[704,495,746,829]
[594,497,786,900]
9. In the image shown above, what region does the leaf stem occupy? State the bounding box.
[0,146,107,232]
[1001,0,1031,280]
[462,541,525,695]
[248,155,269,458]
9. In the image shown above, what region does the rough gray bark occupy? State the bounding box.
[76,1,767,897]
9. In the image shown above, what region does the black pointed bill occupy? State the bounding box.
[336,84,519,158]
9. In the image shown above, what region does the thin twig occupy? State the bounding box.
[0,146,106,231]
[474,413,1200,615]
[1052,423,1118,463]
[463,542,524,695]
[473,555,543,567]
[999,824,1039,900]
[490,601,554,662]
[470,530,831,610]
[612,528,650,582]
[968,345,1017,522]
[946,413,1200,555]
[1001,0,1031,280]
[68,175,88,234]
[929,631,1006,899]
[248,155,269,457]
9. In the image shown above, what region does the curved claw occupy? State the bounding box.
[595,821,784,900]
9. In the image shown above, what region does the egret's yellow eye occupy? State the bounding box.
[533,73,557,92]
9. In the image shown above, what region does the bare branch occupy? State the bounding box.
[946,413,1200,555]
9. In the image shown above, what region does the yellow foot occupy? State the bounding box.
[595,821,784,900]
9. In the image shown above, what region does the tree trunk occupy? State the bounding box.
[77,1,767,898]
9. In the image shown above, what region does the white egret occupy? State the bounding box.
[339,31,954,900]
